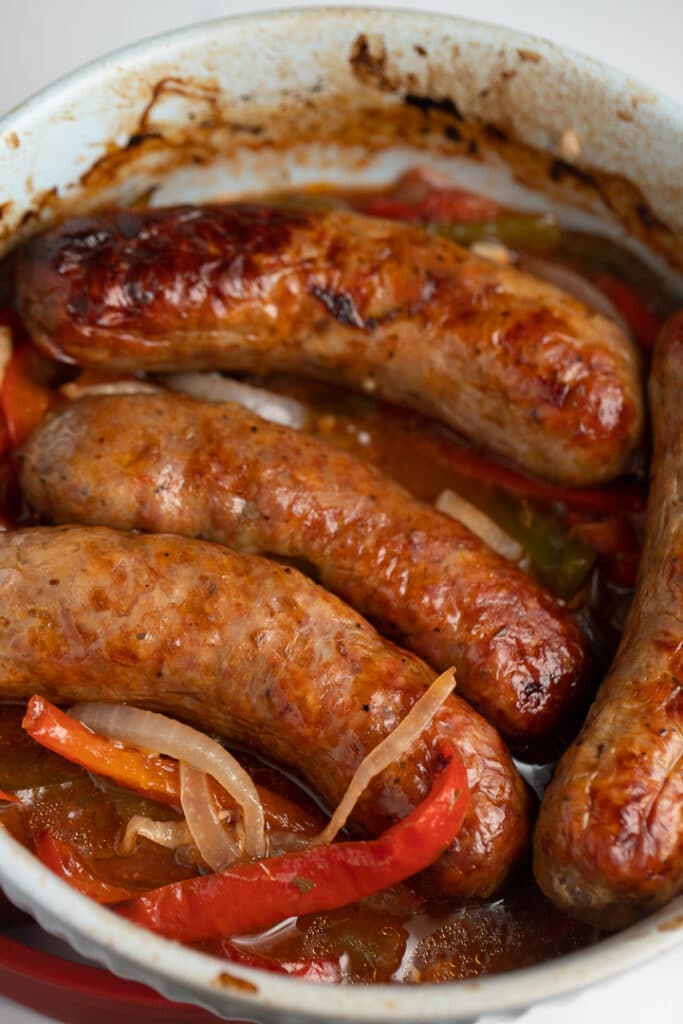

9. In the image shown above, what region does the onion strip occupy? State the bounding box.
[161,372,308,429]
[60,380,161,400]
[312,667,457,847]
[119,815,192,855]
[0,327,12,392]
[436,489,523,562]
[179,763,242,871]
[70,704,266,859]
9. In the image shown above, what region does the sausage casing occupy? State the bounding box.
[534,312,683,928]
[16,204,643,485]
[20,393,589,748]
[0,525,531,899]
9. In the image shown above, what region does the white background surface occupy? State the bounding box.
[0,1,682,1022]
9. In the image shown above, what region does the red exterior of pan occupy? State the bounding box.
[0,934,243,1024]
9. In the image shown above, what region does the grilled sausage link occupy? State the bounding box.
[15,204,643,485]
[21,393,588,750]
[534,311,683,928]
[0,525,530,899]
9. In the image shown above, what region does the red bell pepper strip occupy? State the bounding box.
[363,198,425,223]
[382,410,647,515]
[431,439,647,516]
[365,191,500,224]
[417,189,500,223]
[218,941,342,982]
[0,344,54,447]
[23,696,180,806]
[34,832,138,905]
[594,274,662,351]
[117,742,468,942]
[568,515,642,588]
[364,167,500,224]
[36,827,341,978]
[23,696,323,836]
[0,789,21,804]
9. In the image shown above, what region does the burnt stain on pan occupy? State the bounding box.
[404,93,464,121]
[214,971,258,993]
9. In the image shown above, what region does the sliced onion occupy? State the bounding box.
[0,326,12,391]
[520,256,630,334]
[119,815,191,855]
[60,380,162,400]
[161,372,308,430]
[179,763,242,871]
[70,704,266,860]
[312,667,457,847]
[436,489,523,562]
[470,240,512,265]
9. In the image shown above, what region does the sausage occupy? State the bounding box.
[534,311,683,928]
[20,392,589,750]
[15,204,643,486]
[0,524,530,899]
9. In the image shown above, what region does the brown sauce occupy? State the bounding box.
[0,703,599,981]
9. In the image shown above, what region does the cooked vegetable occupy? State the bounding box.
[24,697,180,804]
[217,941,342,982]
[312,667,456,847]
[69,704,266,860]
[520,257,629,331]
[594,274,662,350]
[22,697,322,837]
[162,372,308,429]
[434,213,561,251]
[117,741,469,942]
[179,762,241,871]
[435,490,523,561]
[364,167,500,223]
[495,499,597,599]
[0,344,54,447]
[60,379,162,399]
[568,515,642,588]
[119,816,191,855]
[35,832,137,905]
[0,328,12,391]
[386,416,646,515]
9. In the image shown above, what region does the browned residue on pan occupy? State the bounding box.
[214,971,258,993]
[2,30,682,274]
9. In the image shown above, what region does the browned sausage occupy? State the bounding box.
[20,392,588,750]
[0,525,530,899]
[534,311,683,929]
[15,204,642,486]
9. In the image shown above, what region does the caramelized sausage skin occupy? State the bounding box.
[16,204,642,485]
[534,312,683,929]
[0,525,530,899]
[21,393,588,750]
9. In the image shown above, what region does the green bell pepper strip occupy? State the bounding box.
[434,213,561,251]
